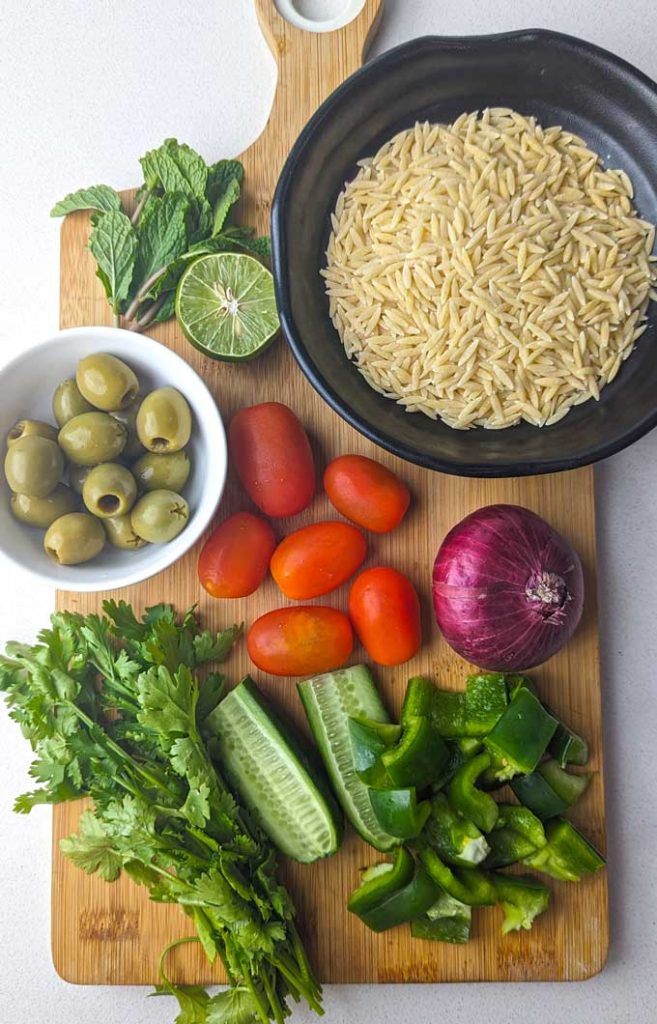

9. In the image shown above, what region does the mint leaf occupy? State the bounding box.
[60,810,123,881]
[141,139,208,200]
[132,192,190,293]
[212,177,241,236]
[50,184,121,217]
[207,160,244,204]
[88,210,137,313]
[150,290,177,324]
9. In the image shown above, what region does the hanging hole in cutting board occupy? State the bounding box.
[275,0,366,32]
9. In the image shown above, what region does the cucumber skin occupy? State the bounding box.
[209,677,343,861]
[298,667,399,852]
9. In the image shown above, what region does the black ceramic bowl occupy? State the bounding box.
[271,31,657,477]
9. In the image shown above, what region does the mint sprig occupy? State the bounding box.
[51,139,267,331]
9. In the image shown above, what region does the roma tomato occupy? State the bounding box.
[198,512,276,598]
[247,606,353,676]
[348,567,422,666]
[323,454,410,533]
[229,402,315,517]
[270,521,366,600]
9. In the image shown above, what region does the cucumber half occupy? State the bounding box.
[298,666,399,852]
[207,677,342,863]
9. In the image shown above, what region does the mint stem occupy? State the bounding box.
[131,188,151,226]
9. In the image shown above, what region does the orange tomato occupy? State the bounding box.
[247,606,353,676]
[229,403,315,517]
[348,566,422,666]
[198,512,276,598]
[323,454,410,533]
[270,521,366,600]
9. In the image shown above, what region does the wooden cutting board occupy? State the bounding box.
[53,0,608,986]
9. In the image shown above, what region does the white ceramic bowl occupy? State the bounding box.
[0,326,226,592]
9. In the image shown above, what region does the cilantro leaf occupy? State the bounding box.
[141,139,208,200]
[50,184,121,217]
[194,625,242,665]
[206,987,260,1024]
[153,983,211,1024]
[196,673,225,725]
[60,810,123,881]
[137,665,196,738]
[88,210,137,313]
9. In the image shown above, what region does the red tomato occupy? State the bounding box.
[324,454,410,533]
[229,403,315,517]
[198,512,276,598]
[348,567,422,666]
[247,606,353,676]
[270,521,366,600]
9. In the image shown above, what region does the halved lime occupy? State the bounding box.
[175,252,279,361]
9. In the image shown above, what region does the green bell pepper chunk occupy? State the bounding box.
[548,718,589,767]
[419,847,497,906]
[485,829,538,868]
[484,804,546,868]
[369,787,431,840]
[411,891,472,944]
[523,819,605,882]
[423,793,490,867]
[505,674,537,700]
[401,676,435,724]
[430,689,468,737]
[349,716,402,777]
[511,772,569,820]
[511,760,591,820]
[495,803,547,849]
[432,742,467,790]
[456,737,484,758]
[484,687,558,776]
[492,873,550,934]
[381,715,449,789]
[464,673,508,736]
[349,847,414,914]
[348,855,440,932]
[448,751,499,832]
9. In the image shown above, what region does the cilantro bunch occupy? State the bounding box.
[0,602,322,1024]
[51,139,269,331]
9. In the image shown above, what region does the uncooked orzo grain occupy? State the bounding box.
[322,109,656,429]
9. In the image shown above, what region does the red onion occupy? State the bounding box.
[432,504,584,671]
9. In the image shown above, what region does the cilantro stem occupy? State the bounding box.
[157,935,201,991]
[242,970,271,1024]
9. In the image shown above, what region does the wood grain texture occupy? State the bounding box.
[53,0,608,986]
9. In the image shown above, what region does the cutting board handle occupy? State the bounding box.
[249,0,383,168]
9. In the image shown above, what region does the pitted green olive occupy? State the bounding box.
[136,388,192,453]
[110,397,146,459]
[132,450,191,493]
[76,353,140,411]
[44,512,106,565]
[58,413,127,466]
[4,436,64,497]
[131,489,190,543]
[103,514,147,550]
[82,463,137,518]
[6,419,58,448]
[52,378,94,427]
[10,485,78,529]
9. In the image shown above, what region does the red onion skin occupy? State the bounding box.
[432,504,584,671]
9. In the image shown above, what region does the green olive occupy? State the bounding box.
[10,485,78,529]
[137,388,192,453]
[76,353,139,412]
[131,489,190,543]
[103,514,147,550]
[82,462,137,518]
[110,396,146,459]
[4,436,64,497]
[132,450,191,492]
[58,412,126,466]
[44,512,106,565]
[67,463,92,494]
[52,378,95,427]
[6,419,58,448]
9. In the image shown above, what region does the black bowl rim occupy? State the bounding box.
[271,28,657,477]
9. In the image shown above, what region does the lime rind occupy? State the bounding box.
[175,252,279,361]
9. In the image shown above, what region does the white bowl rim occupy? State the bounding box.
[0,325,226,592]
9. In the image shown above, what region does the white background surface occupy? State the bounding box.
[0,1,655,1022]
